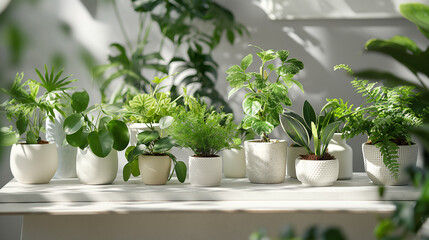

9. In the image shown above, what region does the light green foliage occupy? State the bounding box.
[168,96,239,157]
[0,66,76,144]
[226,45,304,142]
[124,75,180,124]
[280,101,341,159]
[330,65,425,179]
[63,91,130,158]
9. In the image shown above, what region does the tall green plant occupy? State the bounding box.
[226,45,304,142]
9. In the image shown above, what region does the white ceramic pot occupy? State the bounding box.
[46,91,77,178]
[10,143,58,184]
[76,148,118,185]
[328,133,353,180]
[128,123,160,146]
[245,140,287,184]
[286,146,307,178]
[189,156,222,187]
[222,148,246,178]
[296,158,339,187]
[139,155,171,185]
[362,143,418,186]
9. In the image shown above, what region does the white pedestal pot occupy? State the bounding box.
[189,156,222,187]
[362,143,417,186]
[139,155,171,185]
[328,133,353,180]
[245,140,287,184]
[10,143,58,184]
[295,158,339,187]
[76,148,118,185]
[222,148,246,178]
[286,146,307,178]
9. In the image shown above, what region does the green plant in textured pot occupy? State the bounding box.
[0,65,76,145]
[63,90,130,158]
[226,45,304,142]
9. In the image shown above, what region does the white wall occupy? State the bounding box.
[0,0,426,239]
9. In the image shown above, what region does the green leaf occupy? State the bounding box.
[174,161,187,183]
[226,65,242,74]
[286,58,304,70]
[123,162,132,181]
[16,117,28,136]
[276,50,289,62]
[240,54,253,70]
[243,97,262,116]
[98,116,112,131]
[26,131,37,144]
[63,113,84,135]
[279,113,309,148]
[0,127,19,146]
[226,72,246,88]
[130,159,140,177]
[137,131,159,144]
[125,146,136,162]
[159,116,174,130]
[251,119,274,136]
[65,127,87,148]
[311,122,320,156]
[400,3,429,39]
[269,83,289,105]
[88,129,114,158]
[153,136,174,153]
[303,100,317,128]
[228,87,240,99]
[108,120,129,151]
[321,121,341,151]
[71,91,89,113]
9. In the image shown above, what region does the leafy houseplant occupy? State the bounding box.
[226,44,304,142]
[280,101,341,186]
[0,66,76,184]
[168,95,238,186]
[330,65,423,184]
[63,91,130,184]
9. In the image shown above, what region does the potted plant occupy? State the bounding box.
[0,66,75,184]
[280,101,341,186]
[168,95,239,187]
[330,65,424,185]
[63,91,130,185]
[226,44,304,183]
[122,116,187,185]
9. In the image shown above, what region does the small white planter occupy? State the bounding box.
[245,140,287,184]
[76,148,118,185]
[296,158,339,187]
[139,155,171,185]
[189,156,222,187]
[362,143,418,186]
[10,143,58,184]
[328,133,353,180]
[222,148,246,178]
[286,146,307,178]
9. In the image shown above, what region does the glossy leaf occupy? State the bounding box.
[243,97,262,116]
[276,50,289,62]
[174,161,187,183]
[0,127,19,146]
[251,119,274,136]
[279,113,309,148]
[159,116,173,130]
[321,121,341,152]
[63,113,84,135]
[400,3,429,39]
[65,127,87,148]
[16,117,28,135]
[303,100,317,128]
[311,122,320,156]
[240,54,253,70]
[108,120,130,151]
[123,162,132,181]
[88,130,114,158]
[71,91,89,113]
[137,131,159,145]
[153,136,174,153]
[98,116,112,131]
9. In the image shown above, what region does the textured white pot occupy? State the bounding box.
[222,148,246,178]
[245,140,287,184]
[328,133,353,180]
[139,155,171,185]
[362,143,418,186]
[296,158,339,187]
[10,143,58,184]
[46,92,77,178]
[189,156,222,187]
[286,146,307,178]
[128,123,160,146]
[76,148,118,185]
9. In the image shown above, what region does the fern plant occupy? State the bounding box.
[0,66,76,145]
[329,65,424,179]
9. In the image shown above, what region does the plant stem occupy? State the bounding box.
[113,0,133,52]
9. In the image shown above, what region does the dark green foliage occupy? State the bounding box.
[226,45,304,142]
[0,66,75,144]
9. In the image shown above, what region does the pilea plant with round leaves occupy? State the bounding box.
[226,45,304,142]
[123,116,187,183]
[63,90,130,158]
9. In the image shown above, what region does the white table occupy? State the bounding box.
[0,173,419,240]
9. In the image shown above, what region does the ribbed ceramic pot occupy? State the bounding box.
[76,148,118,185]
[189,156,222,187]
[10,143,58,184]
[245,140,287,184]
[46,91,77,178]
[296,158,339,187]
[139,155,171,185]
[286,146,307,178]
[362,143,418,186]
[222,148,246,178]
[328,133,353,180]
[128,123,160,146]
